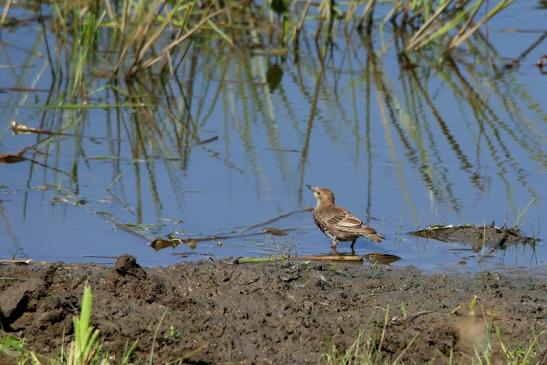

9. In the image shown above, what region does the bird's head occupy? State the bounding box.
[306,185,335,207]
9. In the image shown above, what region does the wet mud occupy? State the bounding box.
[0,256,545,364]
[410,224,537,251]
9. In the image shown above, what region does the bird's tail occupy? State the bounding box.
[366,233,384,243]
[359,227,384,242]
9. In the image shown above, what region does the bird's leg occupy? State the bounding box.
[331,240,338,248]
[350,239,356,255]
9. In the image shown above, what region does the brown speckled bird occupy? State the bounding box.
[307,185,383,249]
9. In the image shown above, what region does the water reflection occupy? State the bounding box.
[0,3,545,271]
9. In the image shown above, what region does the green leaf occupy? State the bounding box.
[266,63,283,91]
[271,0,287,16]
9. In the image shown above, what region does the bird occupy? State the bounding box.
[307,185,383,251]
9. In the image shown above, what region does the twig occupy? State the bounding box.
[233,255,364,264]
[11,121,118,141]
[391,310,432,325]
[295,255,363,262]
[195,136,219,145]
[152,208,312,250]
[233,256,286,264]
[0,259,32,265]
[82,255,119,259]
[187,231,268,243]
[151,228,301,250]
[239,207,313,233]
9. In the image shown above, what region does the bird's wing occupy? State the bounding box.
[321,207,384,242]
[326,209,364,230]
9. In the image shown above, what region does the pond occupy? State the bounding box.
[0,1,545,272]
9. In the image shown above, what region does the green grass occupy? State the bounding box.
[0,285,136,365]
[469,323,545,365]
[322,307,417,365]
[513,197,536,228]
[321,303,545,365]
[3,0,515,83]
[323,325,544,365]
[1,290,544,364]
[0,286,210,364]
[65,285,106,364]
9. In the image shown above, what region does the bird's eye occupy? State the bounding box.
[317,192,321,195]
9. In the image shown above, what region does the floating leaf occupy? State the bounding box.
[364,253,401,265]
[150,236,183,250]
[0,154,25,164]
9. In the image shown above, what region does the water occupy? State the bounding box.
[0,3,545,272]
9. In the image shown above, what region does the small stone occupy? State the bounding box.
[115,255,147,279]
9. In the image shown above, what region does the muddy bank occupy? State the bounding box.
[0,257,545,364]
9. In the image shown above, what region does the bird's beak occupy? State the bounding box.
[305,184,316,192]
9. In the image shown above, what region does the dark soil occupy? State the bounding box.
[0,255,545,364]
[410,224,537,251]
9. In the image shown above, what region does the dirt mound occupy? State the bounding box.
[0,258,545,363]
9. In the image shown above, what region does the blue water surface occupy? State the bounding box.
[0,2,545,272]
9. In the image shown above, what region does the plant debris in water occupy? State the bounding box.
[0,153,25,164]
[150,235,184,250]
[410,223,537,250]
[233,254,397,264]
[262,227,288,236]
[364,253,402,265]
